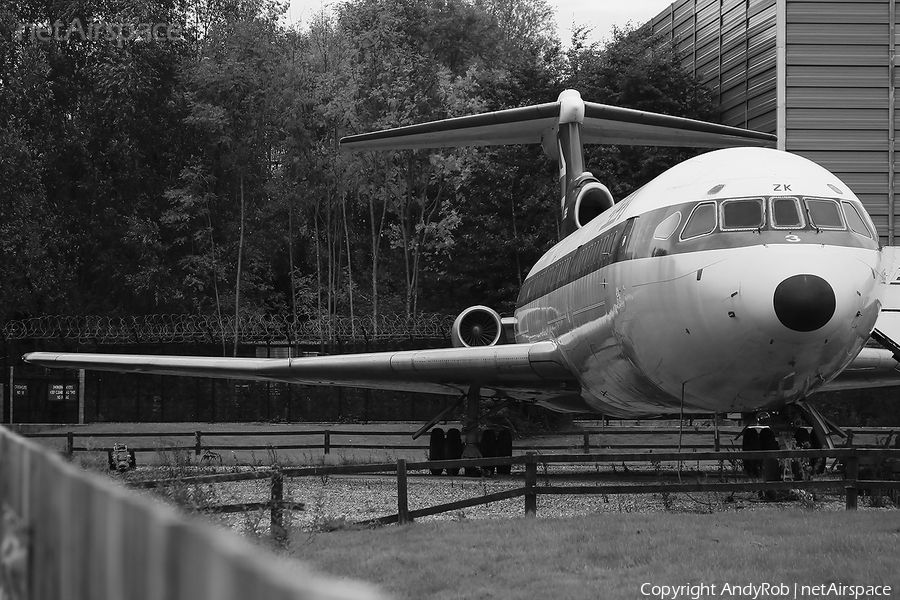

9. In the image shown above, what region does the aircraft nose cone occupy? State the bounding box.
[772,274,836,332]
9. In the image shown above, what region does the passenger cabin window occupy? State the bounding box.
[842,201,873,238]
[771,197,803,229]
[805,198,844,230]
[721,198,764,230]
[681,202,717,240]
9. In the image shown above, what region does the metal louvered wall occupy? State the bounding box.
[784,0,895,242]
[649,0,779,132]
[647,0,898,245]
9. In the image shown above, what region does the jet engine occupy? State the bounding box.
[451,306,505,347]
[572,178,615,229]
[561,173,616,237]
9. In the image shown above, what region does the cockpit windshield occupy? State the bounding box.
[677,195,874,241]
[721,198,764,230]
[805,198,844,230]
[771,197,804,228]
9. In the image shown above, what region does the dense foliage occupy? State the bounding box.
[1,0,717,339]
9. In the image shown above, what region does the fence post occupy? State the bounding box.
[583,432,590,453]
[324,430,331,454]
[397,459,411,525]
[524,452,537,518]
[66,431,74,459]
[271,470,287,546]
[845,453,859,510]
[78,369,86,425]
[713,414,720,452]
[194,431,202,457]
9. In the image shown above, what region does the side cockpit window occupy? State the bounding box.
[680,202,717,240]
[771,197,804,229]
[721,198,764,230]
[842,201,873,238]
[653,211,682,240]
[805,198,845,230]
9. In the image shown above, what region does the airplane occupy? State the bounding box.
[25,89,900,478]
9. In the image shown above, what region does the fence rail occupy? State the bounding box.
[23,426,897,459]
[0,426,383,600]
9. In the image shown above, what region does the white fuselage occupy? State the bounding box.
[514,148,887,417]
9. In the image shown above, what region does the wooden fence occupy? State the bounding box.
[129,449,900,532]
[0,425,385,600]
[20,425,899,460]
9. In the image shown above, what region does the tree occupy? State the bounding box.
[164,0,298,351]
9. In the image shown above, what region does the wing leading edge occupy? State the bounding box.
[23,341,578,400]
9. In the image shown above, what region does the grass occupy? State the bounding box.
[287,511,900,599]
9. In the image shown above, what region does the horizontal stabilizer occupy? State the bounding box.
[340,92,777,151]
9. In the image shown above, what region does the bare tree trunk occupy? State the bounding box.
[233,175,246,357]
[288,195,297,351]
[342,187,355,337]
[511,194,522,287]
[327,188,334,342]
[205,198,226,356]
[314,195,323,348]
[369,157,389,334]
[401,157,414,316]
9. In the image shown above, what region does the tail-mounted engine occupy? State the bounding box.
[451,306,507,348]
[570,175,615,231]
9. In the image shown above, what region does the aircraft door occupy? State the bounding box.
[611,217,638,263]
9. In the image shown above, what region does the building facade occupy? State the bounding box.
[648,0,898,244]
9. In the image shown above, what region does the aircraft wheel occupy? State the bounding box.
[741,428,761,477]
[479,429,497,476]
[496,429,513,475]
[429,428,445,475]
[445,428,463,476]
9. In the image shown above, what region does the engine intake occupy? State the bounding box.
[451,306,504,348]
[574,180,615,229]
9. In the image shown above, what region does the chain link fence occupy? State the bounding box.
[2,313,456,345]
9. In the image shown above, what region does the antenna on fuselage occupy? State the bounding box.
[339,90,778,238]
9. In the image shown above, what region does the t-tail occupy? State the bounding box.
[340,89,777,238]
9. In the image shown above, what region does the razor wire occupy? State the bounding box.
[2,313,456,345]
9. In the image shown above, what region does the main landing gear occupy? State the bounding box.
[417,386,514,476]
[739,400,844,491]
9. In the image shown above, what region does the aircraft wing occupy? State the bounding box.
[23,341,578,400]
[340,98,777,151]
[820,347,900,391]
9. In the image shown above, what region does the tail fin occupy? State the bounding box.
[340,89,776,237]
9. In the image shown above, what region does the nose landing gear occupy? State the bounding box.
[739,401,843,495]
